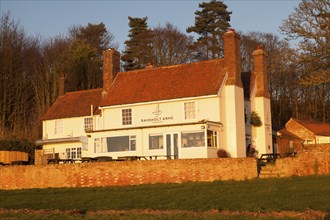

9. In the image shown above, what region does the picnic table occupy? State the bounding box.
[47,158,75,164]
[147,155,177,160]
[81,157,98,163]
[116,156,148,161]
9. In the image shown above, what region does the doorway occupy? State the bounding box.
[165,133,179,159]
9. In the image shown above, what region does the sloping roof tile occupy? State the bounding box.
[277,128,303,140]
[43,88,103,120]
[292,118,330,136]
[101,59,226,107]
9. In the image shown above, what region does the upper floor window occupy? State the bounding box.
[55,120,63,135]
[122,109,132,125]
[184,102,196,120]
[84,117,93,131]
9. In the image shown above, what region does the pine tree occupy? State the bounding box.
[122,17,153,71]
[187,0,231,60]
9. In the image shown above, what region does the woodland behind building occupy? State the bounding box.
[0,0,329,143]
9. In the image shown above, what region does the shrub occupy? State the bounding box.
[217,149,229,158]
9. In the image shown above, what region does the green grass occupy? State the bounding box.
[0,175,329,220]
[0,212,299,220]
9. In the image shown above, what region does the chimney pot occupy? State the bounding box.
[229,28,236,33]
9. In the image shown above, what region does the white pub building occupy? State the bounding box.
[36,29,273,160]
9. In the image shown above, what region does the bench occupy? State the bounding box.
[257,153,281,164]
[257,153,281,175]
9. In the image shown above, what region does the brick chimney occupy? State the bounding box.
[253,45,269,98]
[223,28,243,87]
[59,74,66,96]
[102,48,120,96]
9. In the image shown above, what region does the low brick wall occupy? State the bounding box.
[1,144,329,190]
[275,144,330,176]
[0,158,257,190]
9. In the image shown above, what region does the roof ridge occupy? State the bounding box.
[292,118,329,125]
[64,88,103,95]
[118,58,225,75]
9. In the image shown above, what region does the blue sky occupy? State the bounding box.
[1,0,300,51]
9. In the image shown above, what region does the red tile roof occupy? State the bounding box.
[100,59,226,107]
[277,128,303,140]
[291,118,330,136]
[43,88,103,120]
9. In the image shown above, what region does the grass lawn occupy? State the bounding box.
[0,175,329,219]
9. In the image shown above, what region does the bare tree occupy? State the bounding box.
[280,0,330,86]
[279,0,330,122]
[151,23,195,66]
[0,12,41,140]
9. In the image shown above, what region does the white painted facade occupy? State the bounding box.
[86,95,224,159]
[220,85,246,157]
[38,30,273,160]
[40,116,99,159]
[316,136,330,144]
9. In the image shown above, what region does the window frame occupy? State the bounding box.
[54,120,63,135]
[207,130,218,148]
[84,117,93,131]
[122,109,132,125]
[149,134,164,150]
[106,135,136,152]
[181,131,205,148]
[66,147,81,159]
[184,102,196,120]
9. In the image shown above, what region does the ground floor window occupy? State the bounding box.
[181,131,205,147]
[106,135,136,152]
[149,134,163,150]
[207,130,218,147]
[66,147,81,159]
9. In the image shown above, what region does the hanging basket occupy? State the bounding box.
[250,111,262,127]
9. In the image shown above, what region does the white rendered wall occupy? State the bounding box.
[86,123,221,159]
[252,97,273,155]
[43,142,82,159]
[316,136,330,144]
[43,115,99,140]
[100,96,221,130]
[221,85,246,158]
